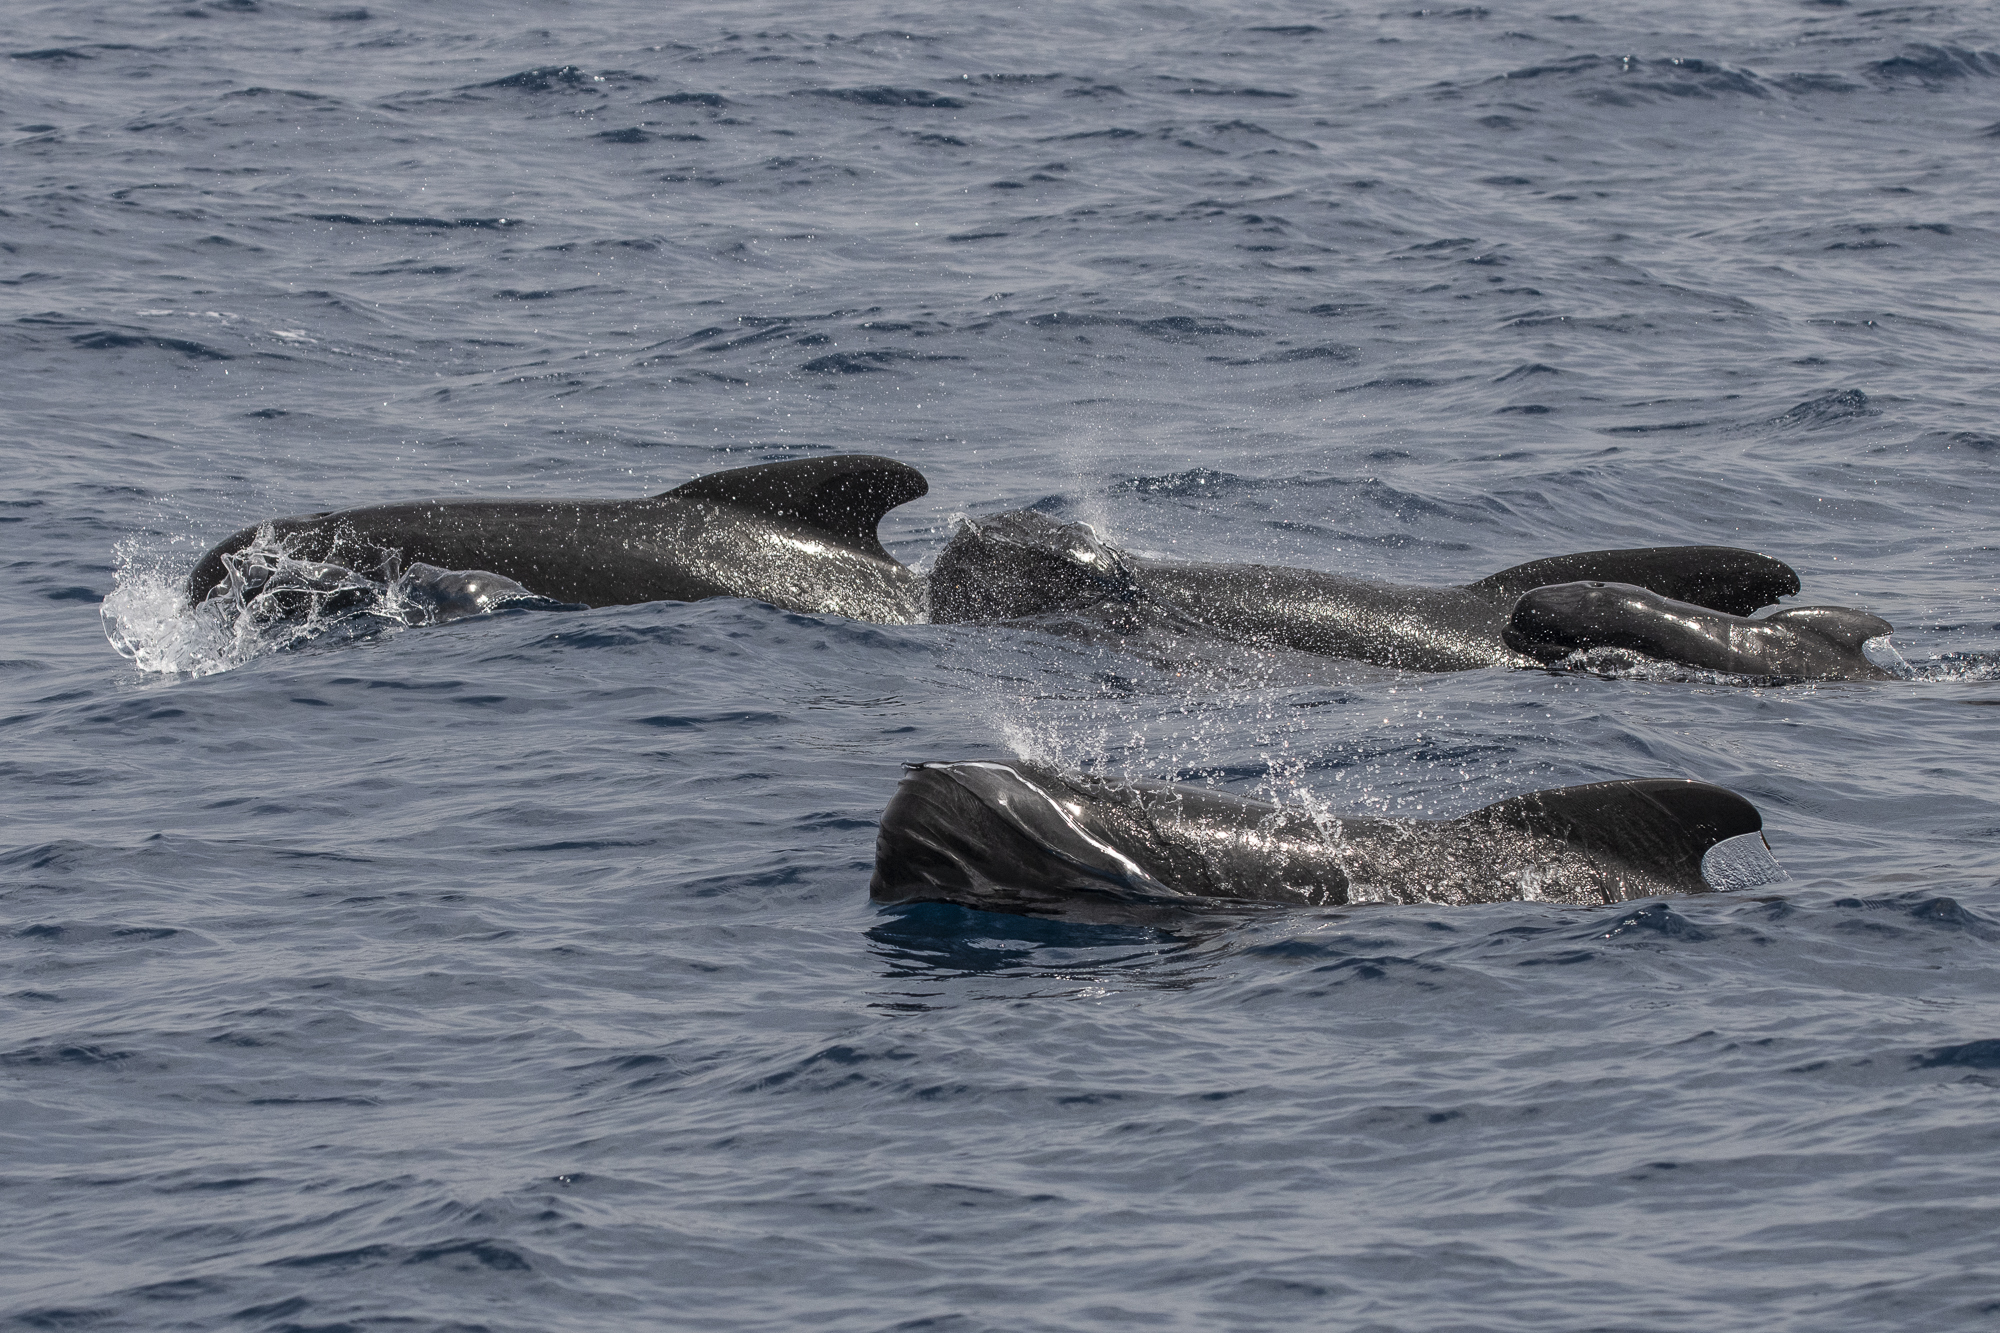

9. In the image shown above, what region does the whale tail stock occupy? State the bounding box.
[1469,546,1800,617]
[871,760,1784,921]
[662,454,927,563]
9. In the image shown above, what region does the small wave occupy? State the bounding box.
[1550,636,1966,685]
[1547,646,1794,686]
[1909,652,2000,684]
[101,533,561,676]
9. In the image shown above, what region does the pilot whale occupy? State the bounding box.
[186,454,1892,680]
[186,454,929,623]
[1505,581,1897,681]
[870,759,1787,922]
[926,508,1847,675]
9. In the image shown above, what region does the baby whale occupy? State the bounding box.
[870,760,1787,923]
[186,454,1893,680]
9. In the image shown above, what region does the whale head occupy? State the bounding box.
[927,510,1140,624]
[1503,581,1896,680]
[871,760,1200,920]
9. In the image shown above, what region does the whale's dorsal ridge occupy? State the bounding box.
[1469,546,1800,616]
[663,454,928,561]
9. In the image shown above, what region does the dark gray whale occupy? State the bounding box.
[1505,581,1897,681]
[186,455,1891,680]
[871,760,1786,922]
[187,454,928,623]
[928,508,1817,673]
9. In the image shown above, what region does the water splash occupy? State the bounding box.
[101,529,561,676]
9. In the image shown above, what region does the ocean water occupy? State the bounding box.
[6,0,2000,1328]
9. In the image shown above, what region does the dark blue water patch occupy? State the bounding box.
[0,1042,133,1066]
[632,710,788,729]
[808,86,967,108]
[1587,903,1712,942]
[1335,376,1441,393]
[306,213,517,229]
[1597,419,1712,435]
[1770,388,1875,427]
[1297,954,1451,988]
[1164,81,1296,98]
[1867,44,2000,84]
[1899,430,2000,456]
[67,331,233,360]
[590,127,708,144]
[1212,343,1357,366]
[1122,467,1250,497]
[798,350,967,374]
[467,66,651,94]
[868,902,1179,964]
[1240,933,1406,961]
[742,1042,921,1094]
[1913,1039,2000,1070]
[1026,311,1267,340]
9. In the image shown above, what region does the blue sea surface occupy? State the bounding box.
[6,1,2000,1328]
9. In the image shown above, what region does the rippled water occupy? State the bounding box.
[7,0,2000,1328]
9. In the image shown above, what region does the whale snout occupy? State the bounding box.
[1502,580,1658,662]
[871,761,1178,919]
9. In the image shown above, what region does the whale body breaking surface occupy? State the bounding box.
[182,454,1899,683]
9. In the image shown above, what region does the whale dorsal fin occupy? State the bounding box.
[663,455,928,561]
[1469,547,1799,616]
[1470,778,1766,893]
[1764,604,1893,652]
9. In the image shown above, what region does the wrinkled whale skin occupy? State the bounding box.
[1505,581,1895,680]
[186,454,928,624]
[871,759,1779,923]
[928,508,1806,672]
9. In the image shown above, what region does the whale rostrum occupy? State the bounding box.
[185,454,1895,680]
[870,760,1787,921]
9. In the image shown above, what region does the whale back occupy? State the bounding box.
[662,454,927,562]
[872,761,1785,920]
[1469,546,1799,616]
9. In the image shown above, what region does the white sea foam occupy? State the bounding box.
[101,533,550,676]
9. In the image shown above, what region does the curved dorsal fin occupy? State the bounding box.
[1469,546,1799,616]
[1469,778,1765,892]
[663,455,928,561]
